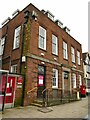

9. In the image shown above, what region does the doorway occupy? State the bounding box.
[37,65,46,99]
[62,71,70,96]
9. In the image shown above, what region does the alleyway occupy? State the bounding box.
[0,96,88,119]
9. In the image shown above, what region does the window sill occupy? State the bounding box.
[52,53,58,57]
[38,47,47,52]
[52,87,58,89]
[77,64,81,66]
[63,58,68,61]
[72,61,76,64]
[12,47,19,51]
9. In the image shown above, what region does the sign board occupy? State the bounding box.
[17,76,23,85]
[38,75,44,86]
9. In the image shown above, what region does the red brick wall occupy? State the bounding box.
[0,3,84,105]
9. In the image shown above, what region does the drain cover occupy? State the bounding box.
[38,107,53,113]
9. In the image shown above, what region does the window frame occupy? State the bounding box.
[39,26,46,50]
[63,41,68,59]
[11,64,17,73]
[79,75,82,86]
[0,36,5,55]
[77,50,81,65]
[52,69,58,88]
[71,46,75,63]
[52,34,58,55]
[13,26,21,49]
[72,73,76,88]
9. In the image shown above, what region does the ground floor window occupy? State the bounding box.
[52,69,58,88]
[11,64,17,73]
[79,75,82,86]
[72,73,76,88]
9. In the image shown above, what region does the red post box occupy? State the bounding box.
[80,84,86,97]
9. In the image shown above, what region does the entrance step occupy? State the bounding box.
[31,99,43,107]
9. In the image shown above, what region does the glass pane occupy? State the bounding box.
[38,66,44,74]
[52,43,56,53]
[39,36,44,48]
[39,26,45,37]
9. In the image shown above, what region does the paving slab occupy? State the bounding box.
[0,97,88,119]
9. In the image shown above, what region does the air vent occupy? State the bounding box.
[63,26,70,34]
[2,17,11,26]
[12,9,20,17]
[55,19,63,28]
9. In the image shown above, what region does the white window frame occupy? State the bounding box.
[72,73,76,88]
[0,37,5,55]
[79,75,82,86]
[63,41,68,59]
[52,34,58,55]
[13,26,21,49]
[52,69,58,88]
[11,64,17,73]
[77,50,80,65]
[39,26,46,50]
[71,47,75,63]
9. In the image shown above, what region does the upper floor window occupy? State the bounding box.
[72,73,76,88]
[71,47,75,63]
[52,69,58,88]
[0,36,5,55]
[39,26,46,50]
[63,41,68,59]
[13,26,21,49]
[52,34,58,55]
[77,50,80,65]
[11,64,17,73]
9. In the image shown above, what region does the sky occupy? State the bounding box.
[0,0,89,53]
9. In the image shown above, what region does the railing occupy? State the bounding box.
[42,87,79,107]
[27,86,38,98]
[42,87,52,107]
[27,86,80,107]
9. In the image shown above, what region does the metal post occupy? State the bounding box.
[21,74,26,106]
[2,72,8,113]
[69,90,71,102]
[45,89,48,107]
[61,89,63,103]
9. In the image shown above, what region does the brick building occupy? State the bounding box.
[0,3,84,106]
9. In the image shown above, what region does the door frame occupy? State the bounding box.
[37,65,46,99]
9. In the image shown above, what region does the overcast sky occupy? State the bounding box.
[0,0,89,53]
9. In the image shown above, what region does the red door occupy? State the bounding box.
[0,75,16,109]
[5,76,16,105]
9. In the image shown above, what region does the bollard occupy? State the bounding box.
[77,91,80,100]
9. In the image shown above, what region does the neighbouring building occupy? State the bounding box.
[0,3,84,106]
[83,52,90,95]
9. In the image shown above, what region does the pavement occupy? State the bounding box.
[0,97,88,119]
